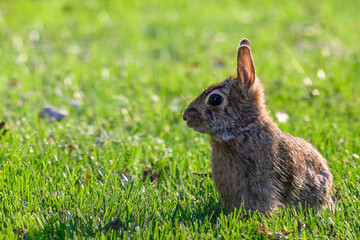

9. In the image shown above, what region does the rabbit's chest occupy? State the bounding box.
[211,152,276,211]
[211,155,253,202]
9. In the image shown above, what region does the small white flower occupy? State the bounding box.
[312,89,320,96]
[154,138,164,144]
[121,108,128,115]
[275,111,289,123]
[151,94,160,102]
[64,74,73,86]
[29,30,40,42]
[169,104,180,112]
[73,91,82,99]
[17,53,27,63]
[317,69,326,79]
[102,68,110,78]
[303,77,313,86]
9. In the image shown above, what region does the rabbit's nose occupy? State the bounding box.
[183,107,197,121]
[182,112,188,121]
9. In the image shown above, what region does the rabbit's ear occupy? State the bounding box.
[237,39,255,88]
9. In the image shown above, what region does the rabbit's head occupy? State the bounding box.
[183,39,267,142]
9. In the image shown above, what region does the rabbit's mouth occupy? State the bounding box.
[186,119,206,133]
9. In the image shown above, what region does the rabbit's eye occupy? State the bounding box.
[208,94,223,106]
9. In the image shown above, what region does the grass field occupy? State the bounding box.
[1,0,360,239]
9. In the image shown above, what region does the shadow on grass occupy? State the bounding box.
[171,196,226,227]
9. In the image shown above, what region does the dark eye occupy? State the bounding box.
[208,94,223,106]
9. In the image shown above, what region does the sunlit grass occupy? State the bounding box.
[0,0,359,238]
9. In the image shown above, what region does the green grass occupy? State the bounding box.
[1,0,360,238]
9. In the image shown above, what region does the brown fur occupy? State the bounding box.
[182,39,333,213]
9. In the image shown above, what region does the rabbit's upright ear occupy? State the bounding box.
[237,39,255,88]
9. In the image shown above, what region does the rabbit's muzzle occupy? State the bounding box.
[182,108,205,133]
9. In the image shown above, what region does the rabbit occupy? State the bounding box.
[182,39,333,213]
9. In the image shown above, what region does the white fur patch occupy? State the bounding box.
[214,123,256,143]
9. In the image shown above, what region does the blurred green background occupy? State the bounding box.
[0,0,359,238]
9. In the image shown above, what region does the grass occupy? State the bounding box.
[0,0,360,238]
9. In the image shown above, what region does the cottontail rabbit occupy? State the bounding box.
[183,39,333,213]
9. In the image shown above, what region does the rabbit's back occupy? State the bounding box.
[276,133,333,210]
